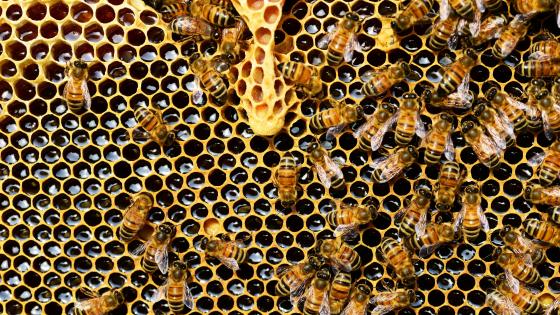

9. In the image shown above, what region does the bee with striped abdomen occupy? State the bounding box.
[275,255,323,299]
[427,14,461,51]
[361,62,418,98]
[189,0,235,27]
[473,100,516,149]
[371,288,416,315]
[493,248,542,293]
[391,0,434,33]
[118,193,153,242]
[496,273,544,315]
[310,101,363,135]
[485,87,528,132]
[73,287,125,315]
[461,120,502,168]
[340,284,372,315]
[169,16,221,40]
[421,113,455,164]
[528,141,560,186]
[278,61,323,97]
[530,36,560,60]
[370,146,418,183]
[513,0,555,15]
[190,53,228,105]
[525,184,560,206]
[326,200,379,236]
[525,79,548,132]
[318,12,361,66]
[134,107,176,147]
[454,183,489,242]
[434,161,465,213]
[64,60,91,113]
[220,18,248,62]
[201,233,248,271]
[524,218,560,247]
[404,222,457,257]
[316,237,361,272]
[395,187,432,239]
[380,237,416,287]
[158,261,193,312]
[536,90,560,139]
[353,103,398,152]
[470,14,507,46]
[273,153,299,208]
[395,93,426,146]
[492,14,532,59]
[307,142,345,190]
[516,59,560,78]
[485,290,521,315]
[436,49,477,97]
[132,222,176,274]
[160,1,189,22]
[328,271,352,315]
[500,225,545,267]
[302,268,331,315]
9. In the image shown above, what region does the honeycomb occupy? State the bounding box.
[0,0,559,314]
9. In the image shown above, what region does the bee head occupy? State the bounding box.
[308,254,325,270]
[491,247,503,260]
[355,283,371,301]
[342,104,363,122]
[524,184,540,201]
[74,60,87,69]
[399,62,411,76]
[280,199,295,208]
[461,120,477,135]
[400,146,418,163]
[405,290,416,303]
[538,92,553,108]
[417,188,432,204]
[555,77,560,85]
[472,101,488,117]
[464,49,478,61]
[307,143,322,159]
[346,12,360,22]
[366,199,379,220]
[500,226,517,243]
[163,132,176,147]
[484,87,499,102]
[200,236,209,250]
[189,53,202,64]
[318,239,336,255]
[403,92,417,100]
[530,79,546,89]
[107,289,125,307]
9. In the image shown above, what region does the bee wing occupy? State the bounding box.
[478,206,489,232]
[486,293,521,315]
[317,31,335,49]
[371,291,399,303]
[370,154,401,183]
[360,70,377,83]
[183,281,194,309]
[325,154,344,181]
[546,298,560,315]
[319,290,331,315]
[477,132,504,167]
[371,112,398,151]
[415,211,428,237]
[326,124,348,138]
[485,123,507,150]
[341,299,367,315]
[444,135,455,161]
[419,243,439,258]
[315,164,332,189]
[529,51,554,61]
[74,288,100,311]
[79,287,100,299]
[439,0,451,20]
[155,247,169,274]
[343,33,358,62]
[218,256,240,271]
[475,0,485,13]
[457,73,470,96]
[497,112,516,142]
[542,110,555,141]
[454,206,465,233]
[335,223,359,236]
[130,240,150,257]
[468,10,482,36]
[275,264,292,277]
[156,279,169,301]
[82,80,91,110]
[415,113,427,139]
[289,280,310,305]
[192,78,205,105]
[369,155,389,170]
[395,201,412,223]
[505,269,520,294]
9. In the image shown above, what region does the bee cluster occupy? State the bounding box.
[1,0,560,314]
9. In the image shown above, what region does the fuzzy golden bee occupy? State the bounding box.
[340,284,372,315]
[379,237,416,287]
[391,0,434,33]
[395,187,432,239]
[159,261,194,312]
[302,268,331,315]
[371,289,416,315]
[485,87,528,132]
[425,88,475,110]
[169,16,221,40]
[119,193,153,242]
[495,273,544,315]
[470,14,507,46]
[220,18,248,61]
[395,93,426,146]
[202,234,248,271]
[461,120,503,168]
[273,153,299,207]
[132,222,176,273]
[434,161,464,212]
[326,201,379,235]
[454,183,489,241]
[316,237,361,272]
[134,107,176,147]
[404,222,457,257]
[307,142,345,190]
[421,113,455,164]
[493,14,532,59]
[370,146,418,183]
[160,2,189,22]
[189,0,235,27]
[190,53,228,105]
[353,103,398,152]
[73,288,125,315]
[530,36,560,60]
[485,290,521,315]
[328,271,352,315]
[275,256,323,299]
[427,14,461,51]
[361,62,418,98]
[278,61,323,97]
[500,225,545,266]
[473,101,516,149]
[525,184,560,206]
[318,12,361,66]
[310,101,363,135]
[435,49,477,97]
[492,248,542,293]
[525,79,548,132]
[523,218,560,247]
[536,90,560,139]
[64,59,91,113]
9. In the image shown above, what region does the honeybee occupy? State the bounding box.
[454,183,489,241]
[516,59,560,78]
[202,234,248,271]
[273,153,299,208]
[318,12,361,66]
[370,146,418,183]
[307,142,345,190]
[395,187,432,239]
[64,60,91,113]
[485,290,521,315]
[134,107,176,147]
[190,53,229,105]
[436,49,477,97]
[340,284,372,315]
[461,120,503,168]
[353,103,398,152]
[189,0,235,27]
[132,222,176,273]
[73,288,125,315]
[425,88,475,110]
[391,0,434,33]
[551,206,560,225]
[496,274,544,315]
[361,62,418,98]
[470,14,507,46]
[434,161,465,212]
[160,1,189,22]
[473,101,515,149]
[525,79,548,132]
[220,18,247,62]
[302,268,331,315]
[513,0,555,15]
[492,14,532,59]
[524,218,560,247]
[158,261,193,312]
[278,62,323,97]
[525,184,560,206]
[395,93,426,146]
[316,237,361,272]
[529,37,560,60]
[500,226,544,266]
[371,289,416,315]
[379,237,416,287]
[275,255,323,299]
[119,193,153,242]
[421,113,455,164]
[326,201,379,236]
[404,222,457,257]
[493,248,541,293]
[536,91,560,139]
[485,87,528,132]
[427,14,461,51]
[329,271,352,315]
[309,101,363,135]
[169,16,221,40]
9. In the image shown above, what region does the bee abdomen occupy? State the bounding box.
[202,73,227,100]
[142,257,158,273]
[118,226,138,242]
